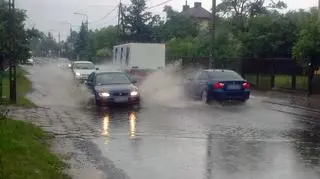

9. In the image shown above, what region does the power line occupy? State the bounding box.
[89,5,118,24]
[147,0,173,10]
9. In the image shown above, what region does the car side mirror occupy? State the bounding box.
[131,79,137,84]
[96,67,99,70]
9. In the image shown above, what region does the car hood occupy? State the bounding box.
[73,69,95,75]
[95,84,138,92]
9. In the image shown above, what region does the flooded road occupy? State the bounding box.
[12,58,320,179]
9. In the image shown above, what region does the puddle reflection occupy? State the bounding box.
[97,108,138,139]
[101,115,110,137]
[129,112,137,138]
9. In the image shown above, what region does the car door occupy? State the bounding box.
[194,71,209,97]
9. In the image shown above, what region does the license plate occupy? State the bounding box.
[114,96,128,103]
[227,84,241,90]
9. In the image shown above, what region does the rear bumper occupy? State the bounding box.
[209,90,250,101]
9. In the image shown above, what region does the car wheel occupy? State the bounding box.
[240,99,248,104]
[201,90,211,104]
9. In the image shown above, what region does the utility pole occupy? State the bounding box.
[8,0,17,103]
[0,54,3,99]
[210,0,216,68]
[117,0,122,41]
[58,32,61,58]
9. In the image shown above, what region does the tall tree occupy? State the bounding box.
[0,2,32,63]
[217,0,287,31]
[121,0,160,42]
[293,8,320,67]
[74,22,89,60]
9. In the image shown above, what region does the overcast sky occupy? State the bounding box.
[15,0,317,40]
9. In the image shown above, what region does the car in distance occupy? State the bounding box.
[85,70,140,106]
[71,61,99,83]
[184,69,250,103]
[26,58,34,65]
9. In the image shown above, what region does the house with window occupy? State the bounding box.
[181,1,211,29]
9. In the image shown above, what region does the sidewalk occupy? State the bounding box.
[252,90,320,110]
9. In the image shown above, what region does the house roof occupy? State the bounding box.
[181,2,211,20]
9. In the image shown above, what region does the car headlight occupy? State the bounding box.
[75,72,81,76]
[130,91,139,96]
[99,92,110,97]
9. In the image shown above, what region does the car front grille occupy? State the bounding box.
[112,92,129,96]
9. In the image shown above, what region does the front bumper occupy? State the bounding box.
[96,95,140,106]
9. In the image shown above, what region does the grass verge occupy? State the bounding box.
[0,118,70,179]
[1,68,36,107]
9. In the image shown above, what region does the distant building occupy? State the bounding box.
[181,1,211,29]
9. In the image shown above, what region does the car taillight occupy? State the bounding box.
[243,82,250,89]
[212,82,224,89]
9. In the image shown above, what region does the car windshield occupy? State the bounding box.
[95,73,131,85]
[209,71,244,81]
[73,63,95,69]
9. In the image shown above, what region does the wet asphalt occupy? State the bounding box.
[23,58,320,179]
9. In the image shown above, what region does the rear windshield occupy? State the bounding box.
[209,71,244,81]
[73,63,95,69]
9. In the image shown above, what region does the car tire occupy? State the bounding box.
[240,99,248,104]
[201,90,211,104]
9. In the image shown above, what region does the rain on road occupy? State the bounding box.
[12,58,320,179]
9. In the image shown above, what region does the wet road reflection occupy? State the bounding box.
[129,112,137,138]
[92,102,320,179]
[101,115,110,137]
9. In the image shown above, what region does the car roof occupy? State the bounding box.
[73,61,93,64]
[202,69,236,73]
[95,70,125,74]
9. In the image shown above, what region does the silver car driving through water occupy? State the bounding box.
[70,61,99,83]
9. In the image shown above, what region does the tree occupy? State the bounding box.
[217,0,287,32]
[292,12,320,67]
[74,22,89,60]
[28,28,60,57]
[121,0,160,42]
[91,26,119,52]
[239,12,297,58]
[0,3,32,63]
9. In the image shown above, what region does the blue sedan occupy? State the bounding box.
[85,71,140,106]
[184,69,250,104]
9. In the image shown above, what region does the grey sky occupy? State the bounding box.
[16,0,317,40]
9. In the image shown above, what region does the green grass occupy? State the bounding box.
[245,75,308,90]
[0,119,70,179]
[1,68,36,107]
